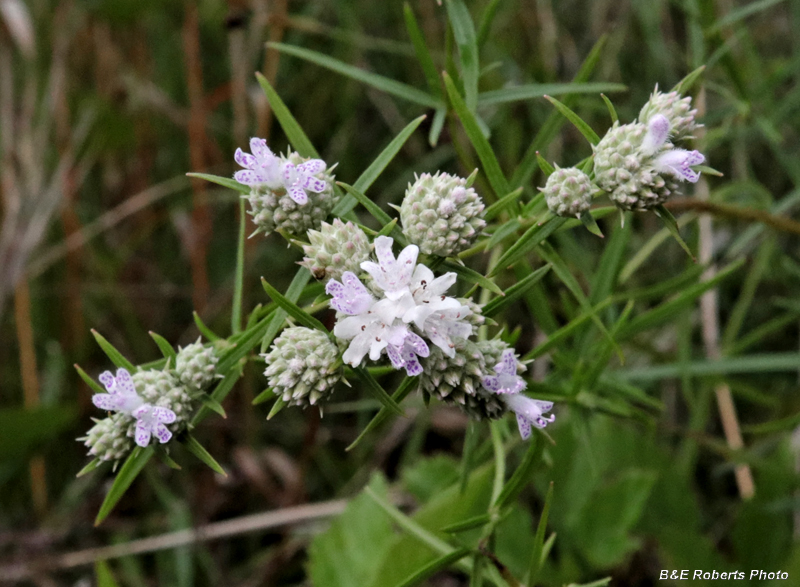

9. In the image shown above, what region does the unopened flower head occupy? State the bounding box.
[175,340,218,392]
[593,115,705,211]
[301,219,371,282]
[132,369,193,427]
[400,171,486,257]
[241,146,337,237]
[638,85,700,142]
[263,327,343,407]
[82,413,134,462]
[541,166,596,218]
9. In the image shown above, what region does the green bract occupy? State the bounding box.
[175,340,218,392]
[542,166,596,218]
[301,219,372,282]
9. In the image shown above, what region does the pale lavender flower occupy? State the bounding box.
[361,236,419,300]
[94,368,144,415]
[385,331,429,376]
[325,271,375,315]
[333,304,407,367]
[131,404,177,447]
[641,114,705,183]
[481,349,526,395]
[503,393,555,440]
[282,159,328,205]
[234,138,283,189]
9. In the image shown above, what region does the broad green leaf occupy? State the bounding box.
[149,331,176,361]
[261,277,328,332]
[192,311,220,342]
[403,4,441,98]
[308,475,393,587]
[354,367,405,416]
[269,43,440,109]
[443,72,509,198]
[445,0,479,111]
[333,115,427,217]
[91,330,135,372]
[95,447,154,525]
[255,72,319,158]
[543,95,600,145]
[478,82,626,105]
[184,434,226,476]
[483,264,550,318]
[488,217,567,277]
[186,172,248,194]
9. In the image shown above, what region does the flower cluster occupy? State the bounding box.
[81,342,219,463]
[235,138,337,237]
[542,86,704,216]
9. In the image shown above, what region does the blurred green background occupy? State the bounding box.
[2,0,800,585]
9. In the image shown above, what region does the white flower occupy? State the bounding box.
[93,367,177,448]
[94,368,145,415]
[282,159,328,205]
[361,236,419,300]
[234,138,283,189]
[131,404,177,447]
[641,114,705,183]
[482,349,526,395]
[502,393,555,440]
[333,304,407,366]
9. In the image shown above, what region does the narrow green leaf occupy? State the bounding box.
[75,364,106,395]
[377,217,399,237]
[232,199,246,334]
[483,265,551,318]
[484,187,523,221]
[600,94,618,123]
[333,115,427,217]
[154,445,182,470]
[568,578,612,587]
[494,433,544,509]
[253,388,276,405]
[337,182,393,225]
[579,210,604,237]
[184,434,226,476]
[149,332,176,361]
[95,560,121,587]
[347,376,417,451]
[488,217,567,277]
[394,547,472,587]
[429,107,447,147]
[192,364,242,425]
[442,513,492,533]
[258,272,312,354]
[91,330,135,372]
[443,72,509,198]
[543,95,600,145]
[445,0,479,111]
[354,367,405,416]
[654,205,696,260]
[268,397,287,419]
[261,277,328,332]
[441,259,503,296]
[617,352,800,381]
[186,172,249,194]
[672,65,706,94]
[95,447,154,525]
[269,43,440,109]
[77,458,102,478]
[478,82,626,105]
[524,297,615,360]
[255,72,319,158]
[459,422,480,493]
[536,153,555,176]
[694,164,724,177]
[403,4,441,98]
[193,311,221,342]
[476,0,502,47]
[527,482,554,585]
[708,0,784,33]
[200,394,227,418]
[485,218,521,250]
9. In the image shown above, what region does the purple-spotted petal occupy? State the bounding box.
[403,354,423,376]
[288,184,309,205]
[405,332,429,358]
[115,368,136,396]
[234,170,262,185]
[386,344,404,369]
[498,350,517,375]
[98,370,115,391]
[135,421,152,447]
[154,423,173,444]
[234,148,257,170]
[153,406,177,424]
[92,393,122,411]
[516,414,532,440]
[249,137,271,160]
[302,177,327,193]
[482,375,500,392]
[298,159,326,175]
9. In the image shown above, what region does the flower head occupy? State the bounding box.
[131,404,177,447]
[234,138,283,189]
[282,159,328,205]
[94,368,144,415]
[502,393,555,440]
[481,349,526,395]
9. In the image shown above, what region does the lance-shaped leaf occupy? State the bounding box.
[261,277,328,333]
[403,4,441,99]
[654,205,696,261]
[394,547,472,587]
[488,217,567,276]
[184,434,226,476]
[445,0,479,111]
[75,363,106,395]
[149,331,176,361]
[186,172,249,194]
[479,82,626,106]
[192,311,220,342]
[543,95,600,145]
[483,264,550,318]
[255,72,318,158]
[354,367,405,417]
[192,363,242,425]
[95,446,154,525]
[348,376,418,451]
[441,259,503,296]
[527,481,554,585]
[91,330,135,372]
[494,433,546,510]
[484,187,523,221]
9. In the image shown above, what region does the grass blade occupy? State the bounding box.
[268,42,440,109]
[95,447,154,525]
[255,72,319,158]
